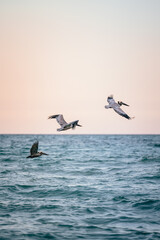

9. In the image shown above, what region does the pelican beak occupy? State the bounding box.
[42,152,48,155]
[77,124,82,127]
[122,102,129,107]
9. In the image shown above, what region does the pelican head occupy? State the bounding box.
[118,101,129,107]
[72,120,82,129]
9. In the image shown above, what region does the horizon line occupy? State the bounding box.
[0,133,160,135]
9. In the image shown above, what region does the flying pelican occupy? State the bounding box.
[26,141,48,158]
[48,114,82,131]
[105,95,134,120]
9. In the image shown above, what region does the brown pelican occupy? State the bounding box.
[105,95,134,120]
[26,141,48,158]
[48,114,82,131]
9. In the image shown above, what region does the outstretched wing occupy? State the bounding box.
[30,141,39,155]
[48,114,68,127]
[107,95,116,105]
[113,106,131,119]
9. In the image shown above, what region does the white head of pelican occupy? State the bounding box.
[105,95,134,120]
[48,114,82,131]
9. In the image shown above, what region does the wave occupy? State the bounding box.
[140,156,160,162]
[1,134,160,239]
[112,195,130,204]
[132,199,160,210]
[154,143,160,148]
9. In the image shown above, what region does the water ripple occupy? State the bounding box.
[0,134,160,239]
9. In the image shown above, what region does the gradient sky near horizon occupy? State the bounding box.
[0,0,160,134]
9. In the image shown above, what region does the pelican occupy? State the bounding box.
[48,114,82,131]
[105,95,134,120]
[26,141,48,158]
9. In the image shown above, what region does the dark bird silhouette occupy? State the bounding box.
[26,141,48,158]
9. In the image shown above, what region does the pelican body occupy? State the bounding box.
[48,114,82,131]
[105,95,133,120]
[27,141,48,158]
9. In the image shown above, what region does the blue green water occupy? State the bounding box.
[0,134,160,239]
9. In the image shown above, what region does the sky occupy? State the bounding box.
[0,0,160,134]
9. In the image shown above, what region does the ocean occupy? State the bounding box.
[0,134,160,240]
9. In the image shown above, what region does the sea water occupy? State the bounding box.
[0,134,160,240]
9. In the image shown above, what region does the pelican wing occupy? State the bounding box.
[107,95,116,105]
[48,114,68,127]
[30,141,39,155]
[113,106,131,119]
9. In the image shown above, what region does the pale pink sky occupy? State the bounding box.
[0,0,160,134]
